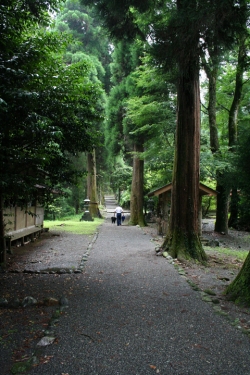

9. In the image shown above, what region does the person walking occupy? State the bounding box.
[114,205,124,226]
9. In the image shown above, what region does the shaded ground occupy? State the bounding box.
[0,230,94,375]
[0,216,250,374]
[142,219,250,333]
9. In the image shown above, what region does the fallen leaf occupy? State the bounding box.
[149,364,157,370]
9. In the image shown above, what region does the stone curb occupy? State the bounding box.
[156,247,250,338]
[3,231,99,276]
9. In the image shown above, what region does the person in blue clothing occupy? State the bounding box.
[114,206,124,226]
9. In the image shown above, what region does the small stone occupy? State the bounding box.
[60,296,69,306]
[0,298,8,307]
[37,336,55,347]
[49,319,59,327]
[43,297,59,306]
[22,296,37,307]
[29,356,39,365]
[204,289,216,296]
[44,329,55,335]
[58,269,67,274]
[202,296,212,302]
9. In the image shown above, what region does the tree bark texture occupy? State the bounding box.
[214,180,230,234]
[163,51,206,261]
[228,36,246,226]
[207,70,219,154]
[226,250,250,306]
[228,187,239,228]
[129,142,145,226]
[87,150,98,217]
[0,193,6,263]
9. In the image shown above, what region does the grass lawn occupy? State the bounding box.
[44,215,104,235]
[205,246,248,262]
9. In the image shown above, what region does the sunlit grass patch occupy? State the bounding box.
[44,215,104,235]
[204,246,248,262]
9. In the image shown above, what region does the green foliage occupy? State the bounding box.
[120,190,131,209]
[54,0,112,91]
[124,55,176,191]
[45,191,76,220]
[110,165,133,195]
[0,4,104,207]
[53,0,111,203]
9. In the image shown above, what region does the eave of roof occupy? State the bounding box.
[148,182,217,197]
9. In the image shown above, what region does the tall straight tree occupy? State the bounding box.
[201,18,229,235]
[227,31,249,228]
[81,0,248,260]
[54,0,109,211]
[104,39,145,225]
[158,0,205,260]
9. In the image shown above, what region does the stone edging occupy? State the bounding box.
[156,247,250,338]
[2,231,99,373]
[5,231,99,275]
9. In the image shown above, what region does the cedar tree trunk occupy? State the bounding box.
[214,180,230,233]
[228,36,246,227]
[87,150,98,217]
[0,193,6,264]
[225,250,250,306]
[163,49,207,262]
[207,67,219,154]
[129,142,145,226]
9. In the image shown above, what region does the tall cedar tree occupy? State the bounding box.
[80,0,248,261]
[54,0,110,215]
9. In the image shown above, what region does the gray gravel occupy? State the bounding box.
[1,197,250,374]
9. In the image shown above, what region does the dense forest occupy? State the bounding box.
[1,0,250,304]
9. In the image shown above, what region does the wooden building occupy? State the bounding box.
[148,182,217,235]
[4,203,44,253]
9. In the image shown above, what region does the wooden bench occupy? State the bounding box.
[5,226,43,254]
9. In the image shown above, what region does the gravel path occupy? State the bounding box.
[1,197,250,374]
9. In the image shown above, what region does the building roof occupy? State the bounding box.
[148,182,217,197]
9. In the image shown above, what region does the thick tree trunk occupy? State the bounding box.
[228,187,239,228]
[204,53,230,235]
[226,250,250,306]
[207,69,219,154]
[87,149,98,217]
[225,1,250,308]
[203,56,229,234]
[228,36,245,227]
[0,193,6,264]
[129,142,145,226]
[214,180,230,234]
[163,51,206,261]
